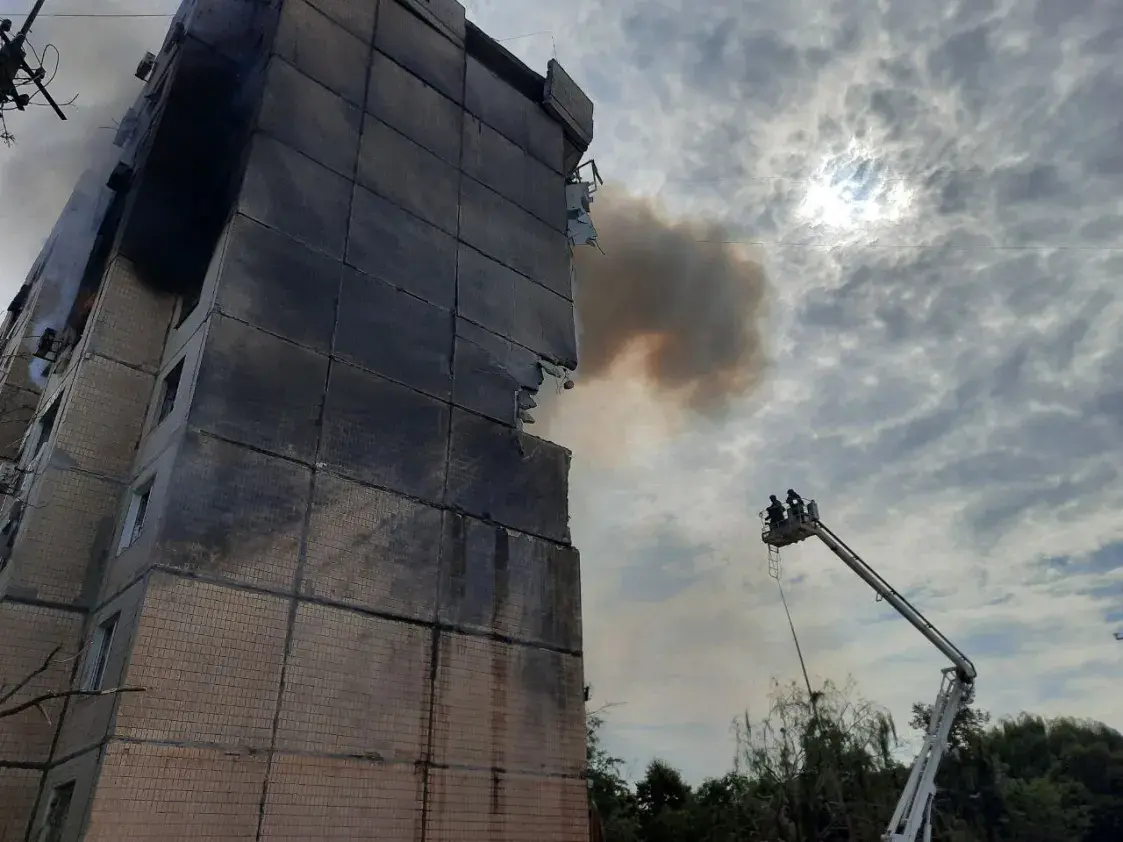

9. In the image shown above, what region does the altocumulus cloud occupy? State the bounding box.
[2,0,1122,787]
[465,0,1123,782]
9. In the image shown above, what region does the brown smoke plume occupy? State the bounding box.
[571,184,770,416]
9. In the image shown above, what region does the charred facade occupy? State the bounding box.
[0,1,595,839]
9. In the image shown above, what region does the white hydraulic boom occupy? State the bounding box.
[760,495,977,842]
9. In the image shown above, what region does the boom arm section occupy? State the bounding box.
[762,505,976,682]
[885,667,970,842]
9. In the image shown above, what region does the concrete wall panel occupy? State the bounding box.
[335,266,453,399]
[185,0,282,65]
[347,185,458,309]
[261,756,422,841]
[426,767,589,842]
[85,258,176,374]
[456,244,577,367]
[357,116,461,235]
[367,50,462,165]
[374,0,465,103]
[302,471,442,620]
[526,103,566,174]
[320,362,450,502]
[544,59,595,149]
[464,56,530,150]
[158,430,310,591]
[525,154,567,231]
[7,465,119,605]
[215,214,341,354]
[189,314,328,463]
[0,603,82,763]
[452,319,541,426]
[399,0,465,44]
[459,178,572,300]
[462,114,525,209]
[273,0,369,106]
[84,741,267,841]
[55,355,154,480]
[439,514,581,651]
[276,604,431,760]
[431,633,584,775]
[445,409,571,543]
[257,55,363,178]
[304,0,378,44]
[114,574,288,749]
[239,132,353,259]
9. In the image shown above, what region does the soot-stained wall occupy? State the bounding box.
[61,1,596,839]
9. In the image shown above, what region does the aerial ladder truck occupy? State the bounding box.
[760,494,977,842]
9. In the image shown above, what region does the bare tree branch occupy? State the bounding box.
[0,685,146,720]
[0,644,61,706]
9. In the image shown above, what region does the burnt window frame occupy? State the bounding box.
[31,394,61,460]
[41,780,75,842]
[155,358,185,426]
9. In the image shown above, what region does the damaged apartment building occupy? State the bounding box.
[0,0,601,839]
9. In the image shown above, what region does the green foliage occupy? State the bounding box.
[584,680,1123,842]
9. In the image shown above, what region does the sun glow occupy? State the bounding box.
[796,139,915,239]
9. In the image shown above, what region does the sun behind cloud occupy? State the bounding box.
[795,138,916,242]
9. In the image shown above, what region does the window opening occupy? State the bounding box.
[118,479,153,553]
[156,359,184,425]
[80,613,119,692]
[32,396,61,459]
[42,781,75,842]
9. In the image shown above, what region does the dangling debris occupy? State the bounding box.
[566,159,603,249]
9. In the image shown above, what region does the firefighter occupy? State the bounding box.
[767,494,786,528]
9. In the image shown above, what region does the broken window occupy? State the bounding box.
[32,396,60,459]
[156,359,184,425]
[67,187,130,347]
[80,613,119,692]
[33,328,60,363]
[175,285,202,328]
[118,479,153,553]
[41,781,75,842]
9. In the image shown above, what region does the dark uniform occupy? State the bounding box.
[766,494,786,528]
[786,489,805,520]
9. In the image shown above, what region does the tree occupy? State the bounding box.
[583,676,1123,842]
[586,684,639,842]
[0,644,144,725]
[732,678,902,841]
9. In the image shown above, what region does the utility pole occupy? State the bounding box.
[0,0,67,122]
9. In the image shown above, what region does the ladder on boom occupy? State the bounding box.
[759,494,976,842]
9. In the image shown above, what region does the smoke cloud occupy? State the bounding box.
[0,9,167,292]
[571,184,770,416]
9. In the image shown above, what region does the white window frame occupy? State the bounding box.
[117,477,154,554]
[79,613,119,692]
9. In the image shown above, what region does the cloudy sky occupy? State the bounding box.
[2,0,1122,786]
